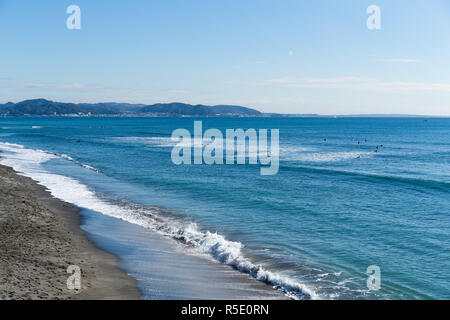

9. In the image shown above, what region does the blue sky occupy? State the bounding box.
[0,0,449,115]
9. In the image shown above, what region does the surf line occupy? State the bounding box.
[170,120,279,175]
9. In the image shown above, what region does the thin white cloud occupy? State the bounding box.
[377,58,420,63]
[246,61,266,65]
[0,81,191,95]
[228,77,450,93]
[165,89,191,94]
[0,81,88,90]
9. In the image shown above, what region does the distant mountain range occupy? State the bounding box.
[1,99,439,118]
[0,99,263,117]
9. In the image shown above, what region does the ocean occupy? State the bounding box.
[0,117,449,299]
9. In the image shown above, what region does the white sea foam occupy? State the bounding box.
[286,151,374,163]
[56,152,99,172]
[115,135,374,164]
[112,136,174,146]
[115,137,368,165]
[113,136,270,160]
[0,142,99,173]
[113,136,310,160]
[0,141,320,300]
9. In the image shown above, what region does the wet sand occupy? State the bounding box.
[81,207,288,300]
[0,164,141,300]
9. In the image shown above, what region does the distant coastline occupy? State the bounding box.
[1,99,447,118]
[0,99,263,118]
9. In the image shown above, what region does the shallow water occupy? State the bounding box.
[80,208,285,299]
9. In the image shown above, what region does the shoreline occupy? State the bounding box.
[0,164,142,300]
[0,162,288,300]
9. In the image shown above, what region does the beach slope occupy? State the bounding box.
[0,164,141,300]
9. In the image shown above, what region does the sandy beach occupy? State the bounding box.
[0,164,141,300]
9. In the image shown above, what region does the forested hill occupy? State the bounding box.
[0,99,263,117]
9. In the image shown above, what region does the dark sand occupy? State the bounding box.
[0,164,141,300]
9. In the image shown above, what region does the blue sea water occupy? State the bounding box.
[0,117,449,299]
